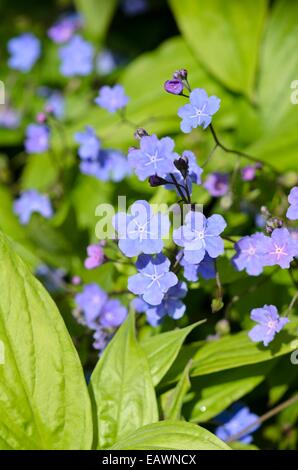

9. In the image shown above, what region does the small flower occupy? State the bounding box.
[248,304,289,346]
[215,405,259,444]
[128,134,177,181]
[25,124,50,153]
[0,106,20,129]
[164,79,184,95]
[7,33,40,72]
[74,126,101,160]
[92,327,110,352]
[179,253,216,282]
[71,275,81,285]
[233,232,269,276]
[59,35,94,77]
[241,164,261,182]
[113,200,170,257]
[96,49,118,75]
[48,13,82,43]
[100,299,127,328]
[79,148,130,182]
[144,282,187,326]
[264,227,297,269]
[13,190,53,224]
[45,91,65,119]
[75,283,108,329]
[128,253,178,305]
[286,186,298,220]
[178,88,220,133]
[204,172,229,197]
[84,244,105,269]
[173,211,226,264]
[95,84,129,113]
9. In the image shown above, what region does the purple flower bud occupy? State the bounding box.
[174,156,189,178]
[265,217,283,234]
[173,69,188,81]
[134,128,149,140]
[241,163,262,181]
[149,175,168,187]
[36,112,47,123]
[164,79,184,95]
[72,275,81,285]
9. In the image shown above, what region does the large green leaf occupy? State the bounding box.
[163,361,192,421]
[141,321,205,386]
[169,0,267,97]
[186,362,274,423]
[0,231,92,449]
[191,321,298,377]
[74,0,118,42]
[111,421,230,450]
[89,313,158,449]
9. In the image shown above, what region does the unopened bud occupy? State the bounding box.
[173,69,188,81]
[266,217,283,234]
[149,175,168,187]
[36,112,47,123]
[134,128,149,140]
[174,156,189,178]
[164,79,184,95]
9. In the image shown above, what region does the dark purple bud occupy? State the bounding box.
[149,175,168,187]
[134,128,149,140]
[164,79,184,95]
[174,156,189,178]
[173,69,188,81]
[265,217,283,234]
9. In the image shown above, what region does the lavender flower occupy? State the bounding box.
[204,172,229,197]
[128,134,177,181]
[96,49,118,75]
[144,282,187,326]
[178,88,220,133]
[45,91,65,119]
[173,211,226,264]
[75,126,101,160]
[48,13,82,43]
[241,164,261,182]
[248,305,289,346]
[0,106,20,129]
[79,148,130,182]
[286,187,298,220]
[216,406,259,444]
[179,253,216,282]
[75,283,108,329]
[94,84,129,113]
[233,233,269,276]
[100,299,127,328]
[25,124,50,153]
[13,190,53,224]
[7,33,40,72]
[164,79,184,95]
[113,200,170,257]
[84,244,105,269]
[92,328,110,352]
[264,228,297,269]
[128,253,178,305]
[59,35,94,77]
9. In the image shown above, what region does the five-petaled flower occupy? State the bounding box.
[113,200,170,257]
[248,304,289,346]
[264,228,297,269]
[128,253,178,305]
[7,33,41,72]
[173,211,226,264]
[216,405,259,444]
[25,124,50,154]
[74,126,101,160]
[13,190,53,224]
[95,84,129,113]
[59,35,94,77]
[179,252,216,282]
[128,134,177,181]
[84,244,105,269]
[233,233,269,276]
[178,88,220,133]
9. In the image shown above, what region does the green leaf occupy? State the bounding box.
[0,231,92,449]
[74,0,118,42]
[163,361,192,421]
[268,357,298,406]
[186,362,274,423]
[141,321,205,386]
[191,322,298,377]
[110,421,230,450]
[169,0,267,97]
[89,313,158,449]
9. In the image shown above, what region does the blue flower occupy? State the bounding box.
[204,172,229,197]
[287,186,298,220]
[0,106,21,129]
[128,134,177,181]
[25,124,50,154]
[13,190,53,224]
[233,232,269,276]
[173,211,226,264]
[95,84,129,113]
[59,35,94,77]
[75,283,108,329]
[79,148,130,182]
[178,88,220,133]
[7,33,40,72]
[74,126,101,160]
[248,304,289,347]
[36,264,65,293]
[128,253,178,305]
[216,405,259,444]
[139,282,187,326]
[179,252,216,282]
[100,299,127,328]
[45,91,65,119]
[96,49,118,75]
[113,200,170,257]
[264,228,297,269]
[48,13,82,43]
